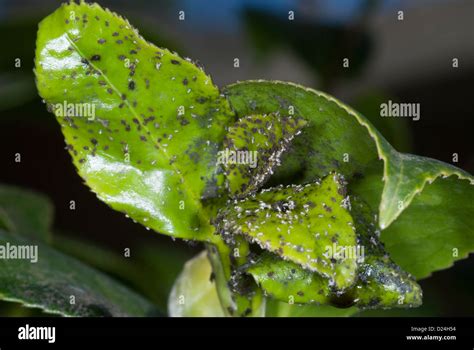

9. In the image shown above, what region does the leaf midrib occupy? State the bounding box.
[64,33,214,237]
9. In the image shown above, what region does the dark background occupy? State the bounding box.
[0,0,473,316]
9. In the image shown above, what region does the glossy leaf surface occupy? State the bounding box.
[35,1,234,240]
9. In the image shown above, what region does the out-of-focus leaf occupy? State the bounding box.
[0,74,36,112]
[351,92,413,153]
[134,243,193,308]
[0,185,53,243]
[170,242,267,317]
[242,8,373,86]
[35,1,235,241]
[0,229,157,316]
[0,300,52,317]
[53,234,137,277]
[54,234,190,311]
[168,251,225,317]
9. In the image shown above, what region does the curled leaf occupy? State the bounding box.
[355,255,422,309]
[217,173,358,290]
[247,253,331,305]
[222,113,306,197]
[243,253,421,309]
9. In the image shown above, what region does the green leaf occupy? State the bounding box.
[353,167,474,279]
[133,243,193,309]
[0,185,53,243]
[224,81,378,188]
[206,239,266,317]
[246,252,421,310]
[223,81,474,230]
[355,255,422,309]
[242,195,421,309]
[54,234,190,311]
[34,2,474,316]
[383,176,474,279]
[222,113,306,197]
[350,196,422,309]
[172,248,266,317]
[168,251,225,317]
[0,229,158,316]
[351,92,413,153]
[35,1,234,241]
[247,253,331,305]
[0,300,51,317]
[376,152,473,230]
[217,173,358,290]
